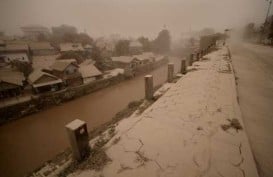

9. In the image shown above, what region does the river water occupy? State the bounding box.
[0,57,182,177]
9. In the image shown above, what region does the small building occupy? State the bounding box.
[28,70,63,94]
[29,42,58,56]
[21,25,50,41]
[79,63,102,84]
[0,69,25,99]
[50,59,82,87]
[111,56,135,69]
[0,43,30,63]
[32,54,59,70]
[129,41,143,55]
[133,52,155,64]
[60,43,84,53]
[83,44,93,53]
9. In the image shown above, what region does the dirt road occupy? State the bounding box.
[230,41,273,177]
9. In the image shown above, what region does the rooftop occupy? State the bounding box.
[0,43,29,52]
[51,59,78,71]
[28,70,59,84]
[79,64,102,78]
[111,56,134,63]
[129,41,142,48]
[0,69,25,86]
[60,43,84,52]
[29,42,55,50]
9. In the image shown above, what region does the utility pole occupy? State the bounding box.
[265,0,272,24]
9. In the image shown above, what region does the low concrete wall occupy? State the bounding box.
[0,74,125,124]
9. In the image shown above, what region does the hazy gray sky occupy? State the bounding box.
[0,0,271,39]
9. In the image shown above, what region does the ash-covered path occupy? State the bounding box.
[67,47,258,177]
[230,41,273,177]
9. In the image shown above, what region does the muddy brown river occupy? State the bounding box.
[0,58,182,177]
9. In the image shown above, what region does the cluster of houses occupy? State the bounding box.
[0,41,103,99]
[0,25,165,100]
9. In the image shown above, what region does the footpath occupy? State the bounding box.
[32,46,259,177]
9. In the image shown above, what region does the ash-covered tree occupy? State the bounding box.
[138,36,151,52]
[243,23,255,39]
[115,40,130,56]
[10,60,33,77]
[153,29,171,54]
[199,28,215,36]
[91,46,114,71]
[57,51,85,64]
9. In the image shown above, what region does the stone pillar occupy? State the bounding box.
[66,119,90,161]
[168,63,174,83]
[196,52,200,61]
[180,60,186,74]
[144,75,153,100]
[189,53,194,66]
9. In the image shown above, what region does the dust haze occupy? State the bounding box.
[0,0,269,38]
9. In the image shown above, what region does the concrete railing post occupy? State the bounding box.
[145,75,153,100]
[168,63,174,83]
[66,119,90,161]
[189,53,194,66]
[180,60,186,74]
[196,52,200,61]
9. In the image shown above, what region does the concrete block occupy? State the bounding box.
[66,119,90,161]
[180,60,186,74]
[145,75,153,100]
[168,63,174,83]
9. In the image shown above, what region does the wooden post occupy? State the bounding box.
[66,119,90,161]
[168,63,174,83]
[180,60,186,74]
[145,75,153,100]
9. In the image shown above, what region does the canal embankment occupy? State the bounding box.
[29,45,259,177]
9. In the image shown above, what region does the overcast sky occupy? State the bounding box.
[0,0,271,39]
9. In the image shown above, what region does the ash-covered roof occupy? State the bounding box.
[111,56,134,63]
[50,59,78,71]
[0,43,29,52]
[129,41,142,48]
[0,69,25,86]
[28,70,59,84]
[80,59,96,66]
[60,43,84,52]
[79,64,102,78]
[29,42,55,50]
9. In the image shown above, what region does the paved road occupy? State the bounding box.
[230,41,273,177]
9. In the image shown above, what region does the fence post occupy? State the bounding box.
[168,63,174,83]
[180,60,186,74]
[145,75,153,100]
[66,119,90,161]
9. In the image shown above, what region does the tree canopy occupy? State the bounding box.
[115,40,130,56]
[153,29,171,54]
